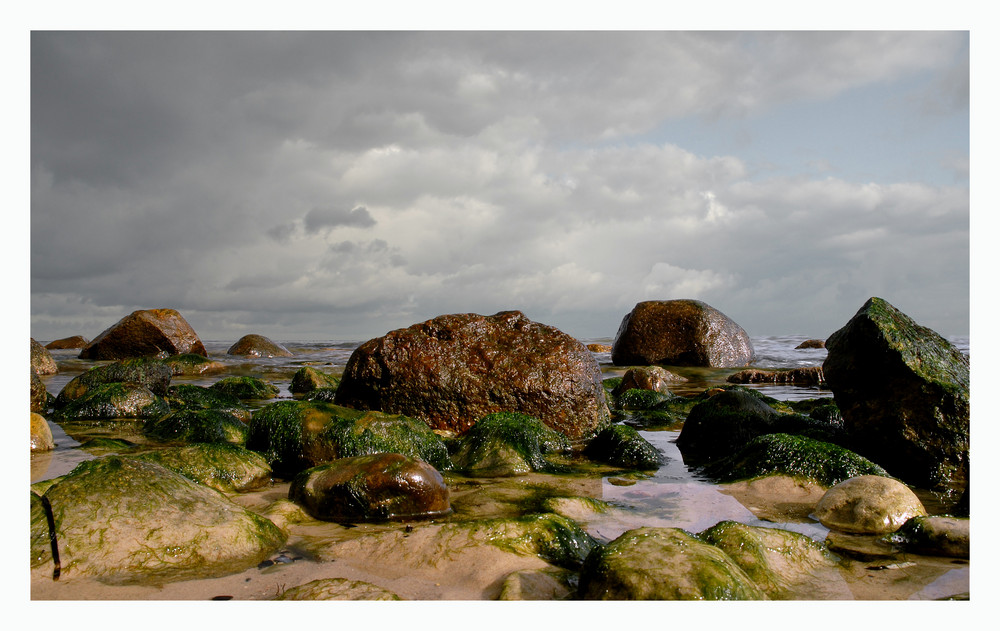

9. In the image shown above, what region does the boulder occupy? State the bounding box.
[813,475,927,534]
[78,308,207,360]
[55,358,173,408]
[823,297,969,491]
[451,412,571,476]
[162,353,227,376]
[143,409,249,445]
[583,424,664,469]
[726,366,825,386]
[164,384,251,423]
[276,578,403,600]
[31,413,54,451]
[31,338,58,375]
[44,335,90,349]
[51,382,170,422]
[289,366,340,393]
[333,311,610,438]
[881,515,969,559]
[227,334,293,358]
[611,300,754,368]
[134,443,272,493]
[612,365,687,396]
[578,527,765,600]
[210,376,280,400]
[31,371,48,413]
[33,456,284,581]
[289,453,450,522]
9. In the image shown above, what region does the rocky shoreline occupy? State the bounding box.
[30,297,970,600]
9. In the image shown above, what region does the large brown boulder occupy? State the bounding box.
[79,308,207,360]
[611,300,754,368]
[333,311,610,438]
[45,335,89,349]
[227,334,292,358]
[823,297,969,492]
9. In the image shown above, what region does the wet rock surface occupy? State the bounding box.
[45,335,90,350]
[813,475,927,534]
[31,338,59,375]
[227,334,293,358]
[451,412,571,476]
[78,308,208,360]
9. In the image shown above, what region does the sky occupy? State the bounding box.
[28,28,971,343]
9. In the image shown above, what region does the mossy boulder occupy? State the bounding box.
[451,412,571,476]
[164,384,251,423]
[134,443,272,492]
[143,409,249,445]
[319,409,452,471]
[55,358,173,408]
[881,515,969,559]
[51,382,170,422]
[823,297,969,491]
[276,578,403,600]
[210,376,280,400]
[813,475,927,534]
[702,433,889,487]
[614,388,677,411]
[578,527,766,600]
[78,308,208,360]
[289,453,450,523]
[31,338,58,375]
[289,366,340,393]
[583,424,664,469]
[162,353,227,376]
[698,521,850,600]
[227,334,293,358]
[34,456,284,582]
[30,492,51,569]
[31,413,54,452]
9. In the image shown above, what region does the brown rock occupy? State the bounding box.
[726,366,825,386]
[333,311,610,438]
[31,413,54,451]
[79,309,207,360]
[613,365,687,396]
[31,371,48,413]
[31,338,58,375]
[587,343,612,353]
[227,334,293,358]
[45,335,90,350]
[611,300,754,368]
[795,339,826,349]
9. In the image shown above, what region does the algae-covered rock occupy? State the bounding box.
[227,334,293,358]
[579,527,765,600]
[36,456,284,582]
[583,424,664,469]
[813,475,927,535]
[823,297,969,491]
[143,409,248,445]
[303,388,338,402]
[881,515,969,559]
[611,299,755,368]
[702,433,888,487]
[320,409,452,471]
[134,443,272,492]
[698,521,850,600]
[55,358,173,408]
[162,353,227,376]
[31,413,54,452]
[210,376,280,400]
[30,492,52,569]
[289,453,450,522]
[290,366,340,393]
[31,338,58,375]
[612,366,687,396]
[497,569,575,600]
[79,308,208,360]
[614,388,677,411]
[466,513,597,570]
[164,384,251,423]
[276,578,403,600]
[451,412,571,476]
[51,382,171,421]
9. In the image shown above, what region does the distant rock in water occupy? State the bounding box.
[726,366,825,386]
[45,335,90,350]
[611,300,754,368]
[333,311,610,439]
[227,334,293,358]
[79,308,207,360]
[795,339,826,349]
[823,297,969,492]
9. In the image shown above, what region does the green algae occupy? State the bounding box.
[290,366,340,394]
[615,388,676,410]
[451,412,571,476]
[162,353,225,376]
[583,424,663,469]
[464,512,597,570]
[51,382,171,422]
[210,376,280,400]
[319,410,453,471]
[134,443,272,492]
[165,384,250,420]
[144,409,249,445]
[55,358,173,407]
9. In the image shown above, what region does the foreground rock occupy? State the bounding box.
[334,311,610,438]
[32,457,284,582]
[227,334,293,358]
[143,409,249,445]
[583,424,663,469]
[55,358,172,408]
[31,338,59,375]
[289,453,450,522]
[579,527,765,599]
[79,308,207,360]
[45,335,90,349]
[51,382,170,422]
[451,412,571,476]
[31,413,54,451]
[813,475,927,534]
[134,443,272,493]
[823,297,969,491]
[276,578,403,600]
[882,515,970,559]
[611,300,754,368]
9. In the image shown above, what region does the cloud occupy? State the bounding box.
[303,206,377,233]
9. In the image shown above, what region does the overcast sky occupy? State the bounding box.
[29,30,970,342]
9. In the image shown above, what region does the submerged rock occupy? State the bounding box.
[583,424,664,469]
[333,310,610,439]
[227,334,293,358]
[210,376,280,400]
[31,338,58,375]
[79,308,208,360]
[813,475,927,534]
[34,456,284,581]
[881,515,970,559]
[451,412,570,476]
[823,297,969,491]
[134,443,272,493]
[611,299,754,368]
[44,335,90,350]
[276,578,403,600]
[579,527,765,600]
[162,353,227,376]
[289,453,450,522]
[289,366,340,393]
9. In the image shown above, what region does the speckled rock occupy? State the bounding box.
[227,334,293,358]
[31,338,58,375]
[813,475,927,534]
[79,308,207,360]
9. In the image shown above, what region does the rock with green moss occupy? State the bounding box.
[34,456,284,582]
[484,513,597,570]
[276,578,403,600]
[51,382,170,422]
[451,412,570,476]
[164,384,251,423]
[144,409,249,445]
[702,433,888,486]
[880,515,969,559]
[77,437,136,454]
[31,413,54,452]
[614,388,677,411]
[134,443,272,492]
[55,358,173,408]
[579,527,765,600]
[289,453,450,522]
[813,475,926,534]
[823,297,969,491]
[162,353,227,376]
[319,409,452,471]
[30,492,51,569]
[303,388,338,402]
[210,376,280,400]
[290,366,340,393]
[698,521,851,599]
[583,424,663,469]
